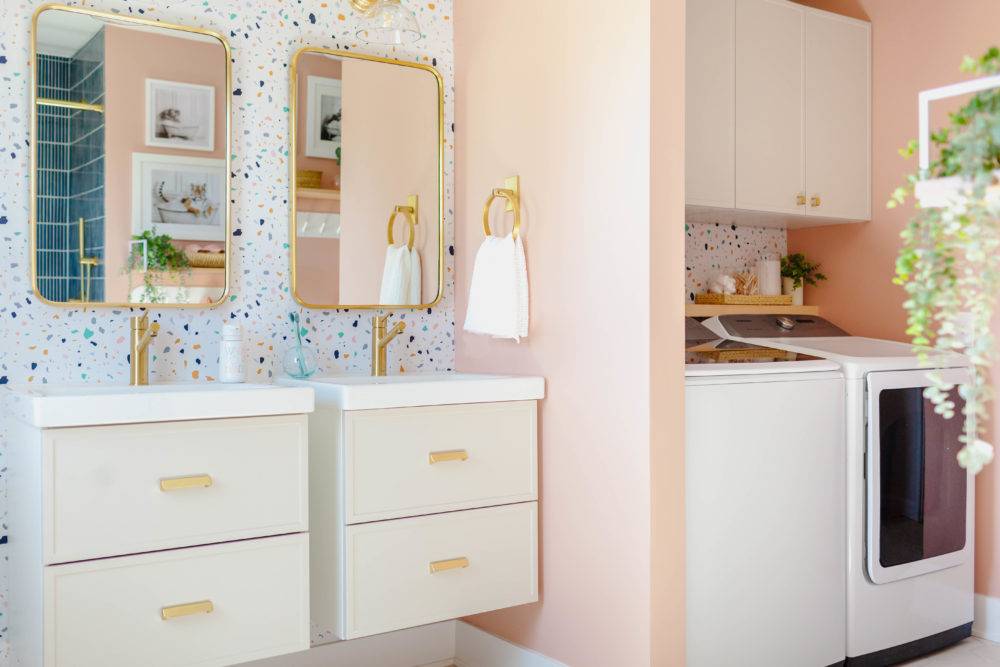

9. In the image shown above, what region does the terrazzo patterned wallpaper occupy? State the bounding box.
[685,221,786,301]
[0,0,455,656]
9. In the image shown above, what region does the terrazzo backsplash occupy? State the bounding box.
[0,0,455,656]
[685,221,787,301]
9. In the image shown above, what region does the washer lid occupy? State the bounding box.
[702,316,966,378]
[714,314,849,338]
[685,317,718,347]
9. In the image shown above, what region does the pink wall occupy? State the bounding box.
[339,58,439,305]
[789,0,1000,598]
[296,238,341,304]
[651,0,687,664]
[294,54,342,305]
[455,1,686,664]
[295,55,343,193]
[104,25,227,302]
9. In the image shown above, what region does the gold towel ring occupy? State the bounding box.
[387,195,419,251]
[482,188,521,240]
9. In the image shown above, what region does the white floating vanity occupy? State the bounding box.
[5,383,315,667]
[280,373,545,643]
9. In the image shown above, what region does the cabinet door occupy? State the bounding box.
[735,0,805,215]
[685,0,735,208]
[804,10,871,221]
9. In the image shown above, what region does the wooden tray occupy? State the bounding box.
[695,293,792,306]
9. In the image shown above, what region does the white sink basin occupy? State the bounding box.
[279,372,544,410]
[4,383,314,428]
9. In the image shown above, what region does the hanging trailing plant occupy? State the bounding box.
[890,47,1000,474]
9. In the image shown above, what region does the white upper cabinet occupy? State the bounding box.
[685,0,871,226]
[686,0,735,208]
[735,0,806,216]
[804,9,871,221]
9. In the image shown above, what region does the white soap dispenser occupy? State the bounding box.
[219,322,245,383]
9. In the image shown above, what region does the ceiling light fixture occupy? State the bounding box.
[349,0,421,45]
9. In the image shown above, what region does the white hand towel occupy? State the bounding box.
[379,245,422,305]
[379,245,411,305]
[463,233,529,341]
[408,247,422,305]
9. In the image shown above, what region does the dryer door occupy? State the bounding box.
[865,367,973,585]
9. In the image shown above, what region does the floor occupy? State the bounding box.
[900,637,1000,665]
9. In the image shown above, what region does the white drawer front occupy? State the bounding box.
[344,401,537,523]
[344,502,538,639]
[44,534,309,667]
[44,415,308,564]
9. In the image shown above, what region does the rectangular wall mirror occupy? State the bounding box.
[290,48,444,309]
[31,5,231,307]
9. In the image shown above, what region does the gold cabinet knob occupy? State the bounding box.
[810,195,822,207]
[796,193,807,206]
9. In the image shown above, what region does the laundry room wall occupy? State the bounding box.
[789,0,1000,623]
[453,0,687,665]
[685,221,786,302]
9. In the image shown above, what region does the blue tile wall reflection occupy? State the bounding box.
[35,29,105,302]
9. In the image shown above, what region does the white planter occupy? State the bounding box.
[782,277,804,306]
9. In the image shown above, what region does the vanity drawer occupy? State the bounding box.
[43,415,308,564]
[43,534,309,667]
[343,400,537,523]
[343,502,538,639]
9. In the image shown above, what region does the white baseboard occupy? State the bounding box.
[242,621,457,667]
[974,594,1000,643]
[454,621,566,667]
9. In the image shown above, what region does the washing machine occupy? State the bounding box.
[685,318,846,666]
[704,314,974,665]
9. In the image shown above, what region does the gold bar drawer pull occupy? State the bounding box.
[159,474,213,492]
[428,449,469,464]
[429,557,470,574]
[161,599,214,620]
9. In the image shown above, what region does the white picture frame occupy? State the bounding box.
[305,75,342,160]
[132,152,227,242]
[145,78,216,152]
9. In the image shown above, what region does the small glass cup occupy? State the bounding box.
[283,344,318,379]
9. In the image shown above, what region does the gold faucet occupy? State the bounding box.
[129,313,160,386]
[371,314,405,377]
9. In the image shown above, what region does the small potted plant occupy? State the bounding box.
[780,253,827,306]
[125,229,190,303]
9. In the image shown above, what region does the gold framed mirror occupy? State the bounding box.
[289,47,444,310]
[30,4,232,307]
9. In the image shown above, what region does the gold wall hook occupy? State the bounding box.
[482,176,521,240]
[387,194,419,250]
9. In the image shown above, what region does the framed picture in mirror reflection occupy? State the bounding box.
[145,78,215,152]
[131,153,226,242]
[305,75,342,160]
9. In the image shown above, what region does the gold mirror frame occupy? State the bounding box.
[288,46,445,310]
[29,4,233,309]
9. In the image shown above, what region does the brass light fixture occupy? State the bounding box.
[349,0,421,45]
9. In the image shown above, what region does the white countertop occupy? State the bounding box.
[278,372,545,410]
[3,382,315,428]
